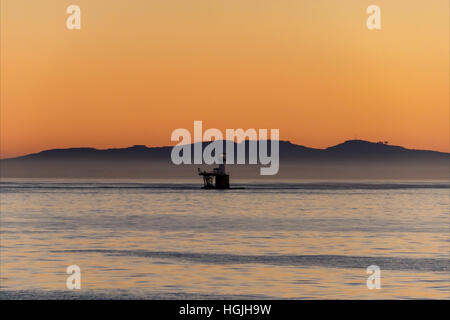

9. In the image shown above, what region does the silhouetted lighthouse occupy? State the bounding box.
[198,154,230,189]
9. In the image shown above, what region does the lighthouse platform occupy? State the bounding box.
[198,168,230,189]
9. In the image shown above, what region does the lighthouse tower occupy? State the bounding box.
[218,153,226,174]
[198,153,230,189]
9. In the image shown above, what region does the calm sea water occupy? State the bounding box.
[0,179,449,299]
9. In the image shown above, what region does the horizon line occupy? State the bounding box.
[2,138,449,160]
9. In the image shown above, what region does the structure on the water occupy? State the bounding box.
[198,154,230,189]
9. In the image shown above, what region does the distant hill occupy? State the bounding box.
[1,140,448,179]
[4,140,448,161]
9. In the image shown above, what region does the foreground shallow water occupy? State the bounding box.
[1,179,449,299]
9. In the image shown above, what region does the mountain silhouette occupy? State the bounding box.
[5,139,447,161]
[1,140,448,179]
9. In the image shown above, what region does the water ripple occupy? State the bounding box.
[57,249,449,272]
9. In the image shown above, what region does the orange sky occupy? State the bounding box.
[1,0,449,158]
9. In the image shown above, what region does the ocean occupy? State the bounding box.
[0,179,449,299]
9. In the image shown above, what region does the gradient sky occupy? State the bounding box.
[1,0,449,158]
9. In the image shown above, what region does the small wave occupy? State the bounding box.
[56,250,449,272]
[0,289,271,300]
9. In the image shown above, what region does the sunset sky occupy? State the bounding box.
[1,0,448,158]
